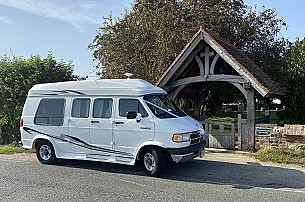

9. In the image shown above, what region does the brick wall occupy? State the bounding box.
[255,124,305,150]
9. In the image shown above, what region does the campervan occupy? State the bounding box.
[20,79,205,176]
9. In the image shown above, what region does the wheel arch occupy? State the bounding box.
[32,136,58,157]
[136,141,170,161]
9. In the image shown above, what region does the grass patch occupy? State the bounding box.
[250,147,305,166]
[0,145,35,154]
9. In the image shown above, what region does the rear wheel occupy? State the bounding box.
[36,140,57,164]
[142,147,164,177]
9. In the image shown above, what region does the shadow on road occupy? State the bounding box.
[54,157,305,190]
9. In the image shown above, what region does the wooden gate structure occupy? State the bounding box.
[156,28,284,151]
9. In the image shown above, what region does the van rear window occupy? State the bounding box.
[34,99,65,126]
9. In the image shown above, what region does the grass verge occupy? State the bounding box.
[0,145,35,154]
[250,147,305,167]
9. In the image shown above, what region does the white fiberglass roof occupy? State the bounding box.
[29,79,166,97]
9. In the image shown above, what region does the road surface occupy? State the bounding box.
[0,152,304,201]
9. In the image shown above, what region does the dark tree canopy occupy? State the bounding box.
[89,0,288,84]
[0,54,78,143]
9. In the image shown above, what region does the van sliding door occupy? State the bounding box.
[68,97,91,153]
[89,98,114,157]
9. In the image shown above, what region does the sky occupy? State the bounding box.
[0,0,304,78]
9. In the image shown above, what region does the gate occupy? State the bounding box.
[201,118,236,149]
[200,114,248,150]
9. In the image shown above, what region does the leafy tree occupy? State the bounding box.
[0,54,78,143]
[279,37,305,124]
[89,0,288,84]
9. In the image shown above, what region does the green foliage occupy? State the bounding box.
[0,53,78,143]
[0,146,24,154]
[89,0,288,84]
[251,146,305,166]
[280,37,305,124]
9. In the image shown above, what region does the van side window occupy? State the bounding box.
[93,99,113,118]
[34,99,65,126]
[119,99,148,117]
[71,99,91,118]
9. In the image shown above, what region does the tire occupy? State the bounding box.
[36,140,57,164]
[142,147,165,177]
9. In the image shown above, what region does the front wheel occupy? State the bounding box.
[36,140,57,164]
[142,147,165,177]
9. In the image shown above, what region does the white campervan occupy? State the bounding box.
[20,79,205,176]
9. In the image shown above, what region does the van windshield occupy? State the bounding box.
[143,94,187,119]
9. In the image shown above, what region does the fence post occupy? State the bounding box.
[238,114,242,151]
[231,118,235,148]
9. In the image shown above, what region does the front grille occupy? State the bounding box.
[190,131,202,145]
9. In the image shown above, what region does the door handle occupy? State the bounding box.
[115,122,124,124]
[91,121,99,123]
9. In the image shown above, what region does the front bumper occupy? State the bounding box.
[167,140,206,163]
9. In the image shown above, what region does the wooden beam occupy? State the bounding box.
[170,84,187,100]
[229,82,247,99]
[246,87,255,151]
[169,42,206,84]
[171,75,245,88]
[159,34,204,87]
[195,55,204,76]
[203,33,269,97]
[210,54,220,75]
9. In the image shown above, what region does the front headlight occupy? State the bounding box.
[172,133,190,142]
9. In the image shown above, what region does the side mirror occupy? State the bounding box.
[127,111,137,119]
[136,113,142,123]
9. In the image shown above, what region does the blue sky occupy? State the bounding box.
[0,0,304,78]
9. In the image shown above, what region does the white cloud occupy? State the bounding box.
[0,0,122,32]
[0,16,13,24]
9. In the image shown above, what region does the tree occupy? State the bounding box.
[0,53,78,143]
[89,0,288,84]
[279,37,305,124]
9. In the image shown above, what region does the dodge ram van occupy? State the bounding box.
[20,79,205,176]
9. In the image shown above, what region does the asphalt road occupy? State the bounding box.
[0,152,304,201]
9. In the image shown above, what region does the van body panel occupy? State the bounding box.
[68,97,91,153]
[89,97,115,157]
[113,97,155,159]
[153,116,201,148]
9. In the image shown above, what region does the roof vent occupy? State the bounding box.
[124,73,133,79]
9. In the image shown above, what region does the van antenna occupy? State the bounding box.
[124,73,133,79]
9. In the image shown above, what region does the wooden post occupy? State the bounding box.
[246,87,255,151]
[231,118,235,149]
[194,94,200,120]
[263,97,270,123]
[238,114,242,151]
[204,119,209,147]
